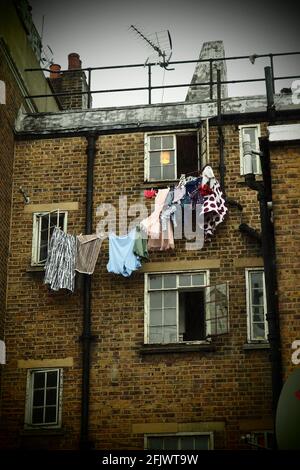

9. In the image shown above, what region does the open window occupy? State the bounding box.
[145,130,205,182]
[145,272,229,344]
[31,209,67,265]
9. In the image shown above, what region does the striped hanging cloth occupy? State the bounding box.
[44,227,77,292]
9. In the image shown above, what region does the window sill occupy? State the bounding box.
[140,342,216,355]
[141,180,179,189]
[243,342,270,350]
[26,265,45,272]
[20,427,65,436]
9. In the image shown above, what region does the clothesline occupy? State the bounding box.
[43,165,227,291]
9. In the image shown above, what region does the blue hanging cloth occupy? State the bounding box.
[107,228,141,277]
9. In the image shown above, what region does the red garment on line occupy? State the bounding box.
[144,189,157,199]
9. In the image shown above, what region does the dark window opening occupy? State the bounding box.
[176,133,199,177]
[179,290,205,341]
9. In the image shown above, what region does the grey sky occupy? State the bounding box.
[30,0,300,108]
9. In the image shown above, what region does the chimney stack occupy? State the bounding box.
[68,53,82,70]
[186,41,228,102]
[49,63,61,79]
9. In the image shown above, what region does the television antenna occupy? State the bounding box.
[39,15,54,67]
[130,24,174,70]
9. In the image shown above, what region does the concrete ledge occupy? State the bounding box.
[18,358,74,368]
[24,202,79,213]
[132,421,225,434]
[140,259,220,273]
[238,418,273,431]
[140,343,215,354]
[243,343,270,350]
[233,257,263,268]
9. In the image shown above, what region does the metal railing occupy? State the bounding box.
[24,51,300,109]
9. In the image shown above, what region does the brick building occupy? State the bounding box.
[0,20,299,450]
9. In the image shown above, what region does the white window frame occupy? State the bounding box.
[144,432,214,450]
[239,124,261,175]
[144,129,201,182]
[31,210,68,266]
[24,368,63,429]
[144,271,229,344]
[144,270,209,344]
[245,268,268,342]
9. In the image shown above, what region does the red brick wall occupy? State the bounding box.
[270,142,300,380]
[0,48,23,339]
[0,123,273,449]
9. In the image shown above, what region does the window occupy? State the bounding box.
[31,210,67,265]
[25,369,62,428]
[145,433,213,450]
[144,131,199,181]
[145,272,229,344]
[246,269,268,342]
[239,125,261,175]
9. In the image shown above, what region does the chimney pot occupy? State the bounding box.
[49,63,61,79]
[68,53,82,70]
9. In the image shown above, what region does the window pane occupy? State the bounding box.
[164,437,179,450]
[148,437,163,450]
[149,275,162,290]
[243,127,257,149]
[253,322,266,339]
[164,308,177,326]
[150,292,162,309]
[252,154,259,174]
[163,291,176,308]
[179,274,191,286]
[162,136,174,149]
[163,274,176,289]
[149,136,161,150]
[33,372,45,389]
[162,164,176,180]
[149,151,161,166]
[195,435,210,450]
[163,326,177,343]
[149,326,163,343]
[181,437,194,450]
[150,309,163,326]
[46,388,57,406]
[253,306,265,321]
[45,406,57,424]
[33,389,44,407]
[252,289,264,305]
[58,214,65,230]
[32,407,44,424]
[192,274,205,286]
[250,272,263,289]
[47,371,58,388]
[149,166,161,180]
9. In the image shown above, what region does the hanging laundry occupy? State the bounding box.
[199,166,227,241]
[141,188,169,239]
[201,180,227,240]
[144,189,157,199]
[0,340,5,365]
[133,226,149,261]
[201,165,216,188]
[141,188,174,251]
[44,227,77,292]
[75,233,102,275]
[173,185,186,203]
[107,229,141,277]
